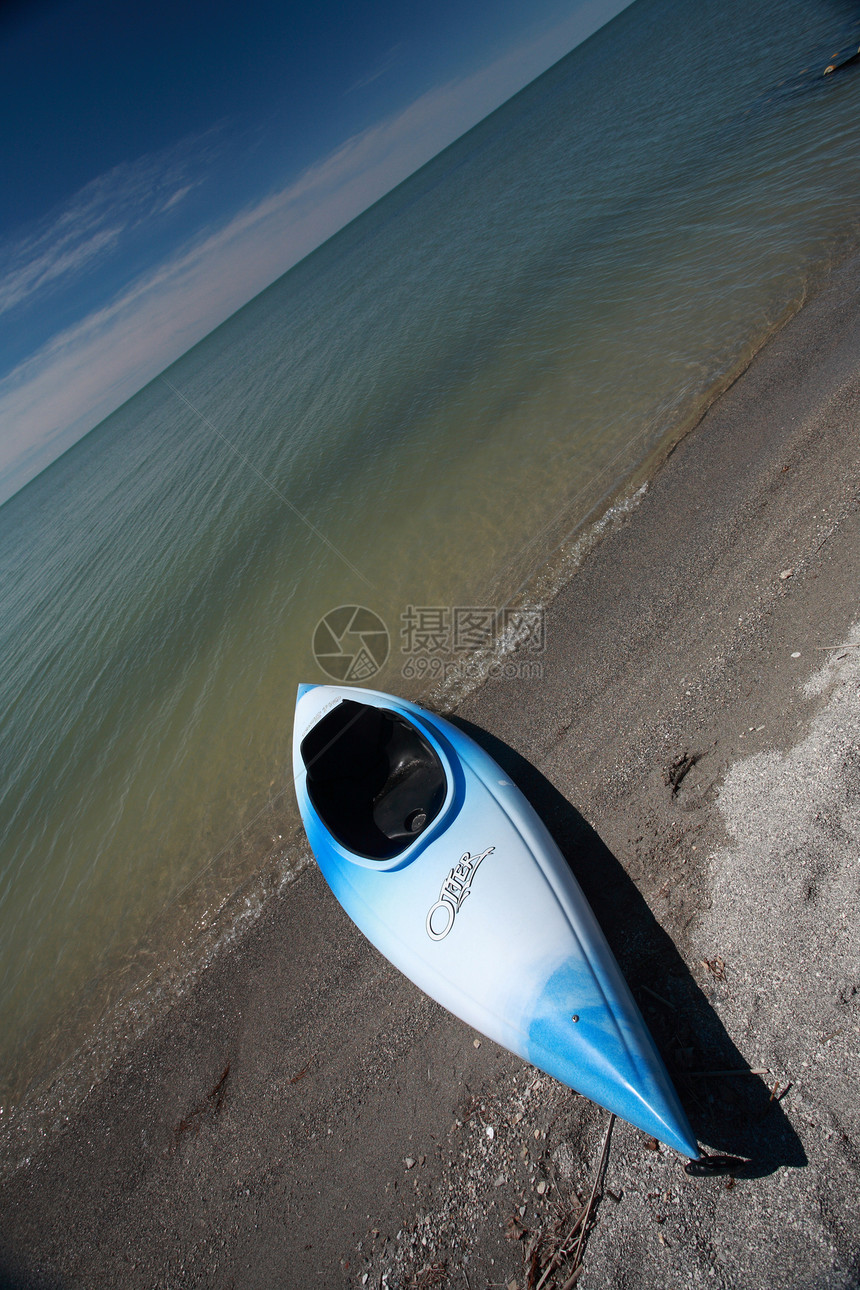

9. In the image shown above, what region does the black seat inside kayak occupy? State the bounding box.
[300,699,447,860]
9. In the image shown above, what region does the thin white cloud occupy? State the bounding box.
[159,184,194,214]
[345,44,404,94]
[0,225,124,314]
[0,0,632,505]
[0,137,212,319]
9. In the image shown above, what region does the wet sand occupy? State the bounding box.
[3,252,860,1290]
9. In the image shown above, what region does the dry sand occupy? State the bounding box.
[3,252,860,1289]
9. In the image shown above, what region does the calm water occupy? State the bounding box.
[3,0,860,1148]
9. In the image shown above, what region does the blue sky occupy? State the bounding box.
[0,0,633,504]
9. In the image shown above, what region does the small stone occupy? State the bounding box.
[791,651,801,659]
[473,1039,481,1049]
[405,1157,415,1169]
[486,1125,495,1140]
[779,568,794,581]
[536,1180,548,1195]
[533,1129,541,1140]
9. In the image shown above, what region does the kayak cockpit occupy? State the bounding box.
[300,700,447,860]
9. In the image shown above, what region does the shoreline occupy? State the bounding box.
[3,251,860,1288]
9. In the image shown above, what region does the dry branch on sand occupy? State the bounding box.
[509,1115,615,1290]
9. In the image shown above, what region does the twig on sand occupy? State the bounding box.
[168,1062,231,1152]
[814,522,840,554]
[570,1115,615,1272]
[408,1263,447,1288]
[688,1068,770,1078]
[640,984,676,1010]
[664,751,700,794]
[529,1114,615,1290]
[533,1210,585,1290]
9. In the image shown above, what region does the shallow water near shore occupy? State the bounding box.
[3,0,860,1140]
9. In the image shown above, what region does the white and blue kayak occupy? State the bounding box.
[292,683,699,1159]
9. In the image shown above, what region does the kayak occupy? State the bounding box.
[292,683,699,1159]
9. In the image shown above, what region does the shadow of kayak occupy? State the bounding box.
[448,715,806,1179]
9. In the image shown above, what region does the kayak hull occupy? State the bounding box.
[292,683,698,1159]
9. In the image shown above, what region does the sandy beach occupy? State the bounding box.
[3,249,860,1289]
